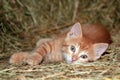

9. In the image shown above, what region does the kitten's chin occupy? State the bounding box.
[65,59,88,64]
[70,59,89,64]
[63,53,71,62]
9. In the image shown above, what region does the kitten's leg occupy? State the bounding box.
[9,52,29,65]
[10,39,52,66]
[25,39,54,65]
[25,52,43,66]
[10,52,43,66]
[23,38,53,65]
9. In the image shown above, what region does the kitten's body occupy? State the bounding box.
[10,23,111,65]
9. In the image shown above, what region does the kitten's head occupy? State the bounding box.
[62,22,108,64]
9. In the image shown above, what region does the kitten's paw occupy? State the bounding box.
[26,53,42,66]
[9,52,29,65]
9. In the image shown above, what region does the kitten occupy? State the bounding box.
[9,22,111,65]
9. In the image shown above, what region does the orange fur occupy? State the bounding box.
[9,22,111,65]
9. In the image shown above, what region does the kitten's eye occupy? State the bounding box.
[80,55,88,59]
[70,45,76,52]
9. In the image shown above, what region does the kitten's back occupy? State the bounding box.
[82,24,111,44]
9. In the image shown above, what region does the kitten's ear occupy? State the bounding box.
[67,22,82,39]
[93,43,108,60]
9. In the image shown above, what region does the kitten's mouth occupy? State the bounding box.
[71,57,79,62]
[71,59,76,62]
[71,57,88,63]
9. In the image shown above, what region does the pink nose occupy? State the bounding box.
[72,57,77,62]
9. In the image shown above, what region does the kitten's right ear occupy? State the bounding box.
[66,22,83,40]
[93,43,108,60]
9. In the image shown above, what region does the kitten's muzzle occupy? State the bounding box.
[71,55,78,62]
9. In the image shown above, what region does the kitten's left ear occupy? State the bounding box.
[67,22,82,39]
[93,43,108,60]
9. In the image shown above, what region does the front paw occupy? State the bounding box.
[9,52,29,65]
[26,53,42,66]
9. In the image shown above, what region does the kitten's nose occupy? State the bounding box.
[72,56,77,62]
[88,60,94,62]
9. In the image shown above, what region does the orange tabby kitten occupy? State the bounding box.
[10,22,111,65]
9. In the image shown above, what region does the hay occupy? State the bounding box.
[0,0,120,52]
[0,0,120,80]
